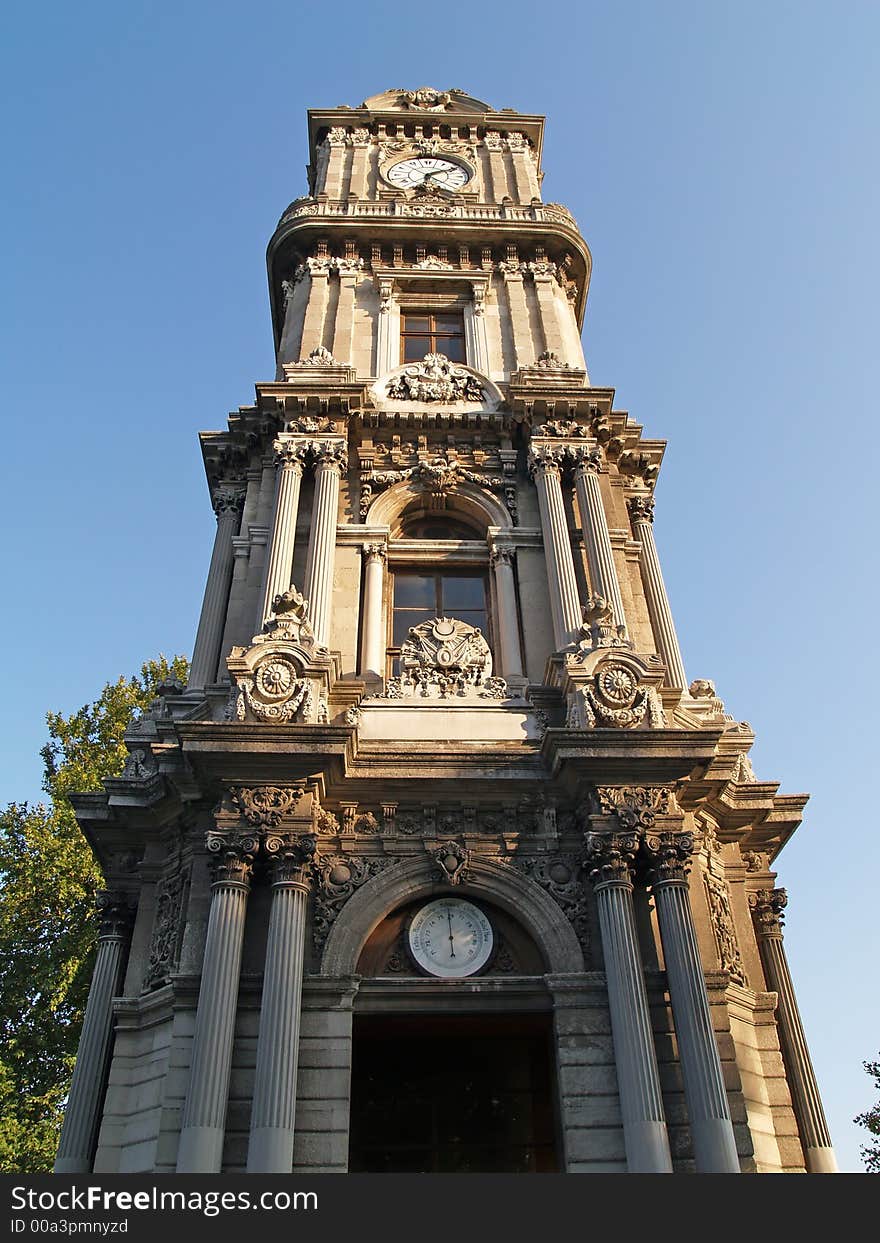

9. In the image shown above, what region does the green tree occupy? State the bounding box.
[0,655,188,1173]
[855,1055,880,1172]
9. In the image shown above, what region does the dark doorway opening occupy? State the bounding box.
[348,1013,560,1172]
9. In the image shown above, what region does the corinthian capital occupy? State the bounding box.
[273,439,308,470]
[264,832,317,886]
[212,486,246,518]
[748,887,787,938]
[527,442,565,480]
[570,445,603,476]
[627,495,655,525]
[205,830,259,887]
[362,542,387,563]
[641,830,694,884]
[489,544,516,568]
[583,831,640,887]
[95,890,135,940]
[312,440,349,473]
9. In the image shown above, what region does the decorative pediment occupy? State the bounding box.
[360,88,493,114]
[372,355,503,413]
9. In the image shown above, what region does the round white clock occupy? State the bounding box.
[386,157,470,191]
[408,898,494,978]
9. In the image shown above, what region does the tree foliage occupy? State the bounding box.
[0,655,188,1173]
[855,1055,880,1172]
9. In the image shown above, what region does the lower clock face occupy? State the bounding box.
[408,898,494,978]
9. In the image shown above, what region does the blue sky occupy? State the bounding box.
[2,1,878,1171]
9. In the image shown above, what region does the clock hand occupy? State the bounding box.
[447,909,456,958]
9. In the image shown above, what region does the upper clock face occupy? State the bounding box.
[386,157,470,191]
[408,898,494,978]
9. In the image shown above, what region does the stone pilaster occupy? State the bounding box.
[360,542,387,682]
[573,448,627,637]
[532,269,568,361]
[176,835,256,1173]
[749,889,838,1173]
[463,280,489,373]
[643,831,740,1172]
[375,278,398,376]
[188,487,245,690]
[584,834,673,1173]
[259,440,306,625]
[298,259,331,358]
[331,261,361,363]
[489,543,524,679]
[528,445,582,650]
[247,835,316,1173]
[303,441,347,648]
[54,894,133,1174]
[627,496,687,691]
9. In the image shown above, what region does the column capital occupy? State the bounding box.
[628,494,655,524]
[312,439,349,473]
[583,831,640,887]
[212,486,246,518]
[749,887,787,938]
[642,830,695,884]
[527,442,565,480]
[205,830,259,887]
[264,832,317,887]
[570,445,603,476]
[272,439,308,471]
[489,543,516,568]
[94,890,135,940]
[362,541,387,563]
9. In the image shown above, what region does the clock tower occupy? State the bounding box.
[57,88,836,1175]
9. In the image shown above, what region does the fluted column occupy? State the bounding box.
[628,496,687,691]
[572,448,627,637]
[750,889,838,1173]
[360,542,387,681]
[584,835,673,1173]
[528,446,582,649]
[303,441,347,649]
[643,831,740,1173]
[54,894,132,1173]
[259,440,306,625]
[188,487,245,690]
[247,835,316,1173]
[176,835,256,1173]
[489,543,524,679]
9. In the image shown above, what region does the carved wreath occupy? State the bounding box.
[570,661,665,729]
[234,655,312,723]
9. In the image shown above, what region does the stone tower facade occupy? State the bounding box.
[56,88,836,1175]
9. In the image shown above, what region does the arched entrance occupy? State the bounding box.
[320,857,586,1174]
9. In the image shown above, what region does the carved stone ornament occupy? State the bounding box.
[515,856,590,954]
[575,595,629,653]
[145,867,190,990]
[749,887,787,937]
[569,660,666,729]
[534,350,571,370]
[414,254,454,270]
[583,831,641,886]
[431,840,471,885]
[360,456,507,520]
[233,655,312,723]
[292,345,341,367]
[383,616,508,701]
[541,418,589,438]
[618,451,659,487]
[732,752,757,784]
[704,871,747,985]
[285,415,335,434]
[313,855,398,950]
[641,830,695,884]
[593,785,672,831]
[396,87,453,111]
[627,495,655,525]
[121,748,158,781]
[230,785,304,827]
[386,354,485,403]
